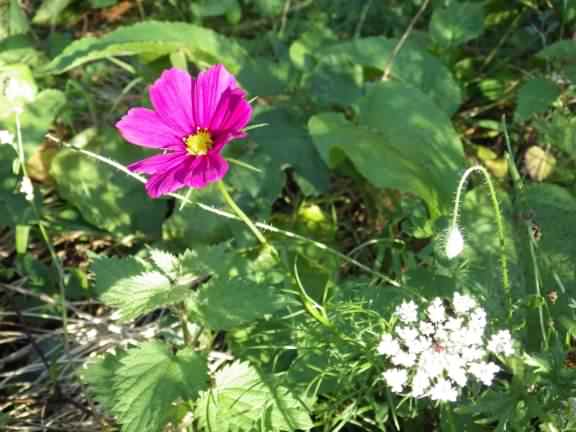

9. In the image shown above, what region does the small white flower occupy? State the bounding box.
[408,336,432,354]
[445,225,464,259]
[383,368,408,393]
[391,349,417,368]
[0,130,14,145]
[447,366,468,387]
[397,326,420,345]
[395,300,418,323]
[469,361,500,386]
[488,330,514,356]
[429,379,458,402]
[19,176,34,201]
[377,333,401,357]
[469,308,487,331]
[419,321,435,335]
[411,371,431,398]
[453,292,476,315]
[4,78,35,103]
[427,298,445,323]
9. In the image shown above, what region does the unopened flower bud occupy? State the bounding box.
[0,130,14,145]
[445,225,464,259]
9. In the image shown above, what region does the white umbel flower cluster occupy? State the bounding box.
[378,293,515,402]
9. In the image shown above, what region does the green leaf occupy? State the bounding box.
[101,271,191,322]
[40,21,248,75]
[91,255,146,297]
[429,2,485,48]
[536,39,576,62]
[49,128,167,236]
[193,277,284,330]
[9,0,29,35]
[32,0,73,25]
[190,0,238,17]
[514,78,561,123]
[196,361,313,432]
[323,37,462,115]
[113,342,209,432]
[309,81,465,218]
[149,249,179,277]
[83,349,126,412]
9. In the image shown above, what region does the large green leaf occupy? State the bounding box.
[514,78,561,123]
[50,128,166,236]
[429,1,485,48]
[309,81,464,218]
[323,37,462,115]
[112,342,209,432]
[196,361,313,432]
[82,349,127,413]
[192,277,284,330]
[40,21,247,75]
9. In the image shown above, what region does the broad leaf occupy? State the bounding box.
[429,2,485,48]
[323,37,462,115]
[309,81,464,218]
[196,361,313,432]
[82,349,126,412]
[101,271,191,322]
[192,277,284,330]
[113,342,209,432]
[40,21,247,75]
[514,78,561,123]
[91,255,146,297]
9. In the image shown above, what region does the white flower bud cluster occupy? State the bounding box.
[378,293,515,402]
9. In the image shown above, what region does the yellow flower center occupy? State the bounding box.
[185,128,213,155]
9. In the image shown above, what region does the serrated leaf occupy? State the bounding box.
[82,349,126,412]
[196,361,312,432]
[193,277,284,330]
[91,255,146,297]
[179,243,233,278]
[113,342,209,432]
[429,2,485,47]
[40,21,247,75]
[309,81,464,218]
[101,271,190,322]
[514,78,561,123]
[149,249,178,277]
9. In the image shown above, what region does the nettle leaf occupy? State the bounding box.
[91,255,146,297]
[113,341,209,432]
[324,36,462,115]
[196,361,313,432]
[82,349,126,412]
[40,21,247,75]
[309,81,464,218]
[514,78,562,123]
[429,1,485,48]
[101,271,190,322]
[192,277,284,331]
[149,248,179,277]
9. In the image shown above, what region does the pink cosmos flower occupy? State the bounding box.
[116,64,252,198]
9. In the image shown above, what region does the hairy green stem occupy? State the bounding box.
[451,165,511,312]
[54,138,401,287]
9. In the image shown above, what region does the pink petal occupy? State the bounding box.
[209,88,252,136]
[128,151,188,175]
[144,158,192,198]
[149,68,195,136]
[116,108,184,150]
[181,153,229,189]
[191,64,241,128]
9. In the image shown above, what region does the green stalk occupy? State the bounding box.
[15,114,69,352]
[450,165,511,312]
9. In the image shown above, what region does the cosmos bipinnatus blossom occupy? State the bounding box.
[116,64,252,198]
[378,293,515,402]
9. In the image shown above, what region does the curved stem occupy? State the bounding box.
[451,165,510,311]
[217,181,271,249]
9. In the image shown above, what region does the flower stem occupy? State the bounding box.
[217,181,272,250]
[15,114,69,352]
[451,165,511,312]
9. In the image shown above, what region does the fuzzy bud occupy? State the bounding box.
[445,225,464,259]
